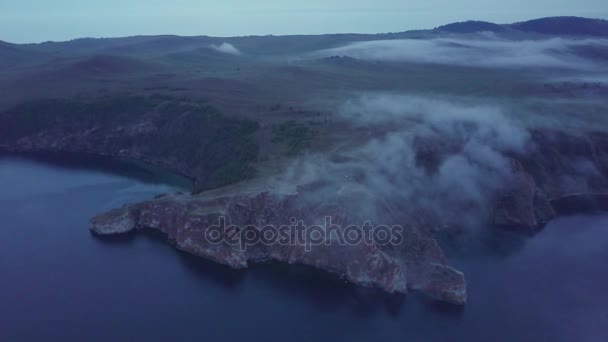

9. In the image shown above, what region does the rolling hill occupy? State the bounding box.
[510,16,608,37]
[436,16,608,37]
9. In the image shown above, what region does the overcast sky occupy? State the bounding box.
[1,0,607,43]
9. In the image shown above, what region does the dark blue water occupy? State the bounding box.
[1,155,607,341]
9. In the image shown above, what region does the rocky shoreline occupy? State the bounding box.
[3,99,608,305]
[85,125,608,305]
[89,190,468,305]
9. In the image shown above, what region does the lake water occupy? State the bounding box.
[0,154,607,341]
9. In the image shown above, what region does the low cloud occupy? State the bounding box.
[317,37,608,69]
[552,73,608,84]
[210,42,241,55]
[338,94,529,152]
[278,94,531,229]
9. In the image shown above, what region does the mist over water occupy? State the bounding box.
[1,153,607,341]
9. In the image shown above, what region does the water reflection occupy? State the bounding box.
[93,227,411,316]
[0,150,192,190]
[1,154,607,341]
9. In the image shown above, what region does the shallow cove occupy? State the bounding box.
[0,154,606,341]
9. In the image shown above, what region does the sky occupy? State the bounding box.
[1,0,607,43]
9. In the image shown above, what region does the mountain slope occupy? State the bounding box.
[435,20,507,33]
[435,16,608,37]
[0,41,51,68]
[510,16,608,37]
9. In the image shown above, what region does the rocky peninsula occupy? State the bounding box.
[2,95,608,305]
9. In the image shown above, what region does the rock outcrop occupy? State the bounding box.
[503,129,608,229]
[90,190,468,305]
[414,129,608,232]
[3,96,608,305]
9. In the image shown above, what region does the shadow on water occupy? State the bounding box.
[0,150,192,190]
[246,261,406,317]
[90,228,468,318]
[51,149,467,319]
[439,206,608,261]
[89,229,140,245]
[181,251,467,318]
[551,193,608,215]
[90,228,247,288]
[437,226,528,260]
[417,295,466,318]
[89,209,607,324]
[176,250,246,289]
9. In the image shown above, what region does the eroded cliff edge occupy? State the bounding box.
[2,96,608,305]
[86,127,608,305]
[90,190,468,304]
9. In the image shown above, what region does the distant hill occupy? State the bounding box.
[0,41,51,68]
[509,17,608,37]
[436,16,608,37]
[1,16,607,70]
[435,21,507,33]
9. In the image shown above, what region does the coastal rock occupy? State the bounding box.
[91,208,138,235]
[3,97,608,305]
[491,158,556,231]
[90,191,468,305]
[412,129,608,231]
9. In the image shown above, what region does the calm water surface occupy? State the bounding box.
[0,155,607,341]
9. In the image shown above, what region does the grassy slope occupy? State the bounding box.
[0,96,260,193]
[1,22,607,192]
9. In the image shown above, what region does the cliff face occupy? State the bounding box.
[495,130,608,230]
[414,129,608,231]
[3,97,608,305]
[90,190,468,305]
[87,128,608,305]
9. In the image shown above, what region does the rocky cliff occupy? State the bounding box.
[90,190,468,305]
[414,129,608,231]
[495,129,608,229]
[2,97,608,305]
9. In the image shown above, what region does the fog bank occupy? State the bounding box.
[210,42,241,55]
[318,37,608,69]
[280,94,531,229]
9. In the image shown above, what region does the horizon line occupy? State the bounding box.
[3,15,607,45]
